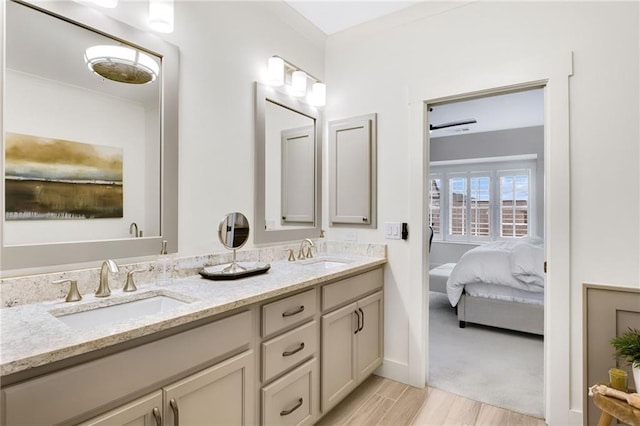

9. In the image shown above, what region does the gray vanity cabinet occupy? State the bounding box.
[79,391,163,426]
[320,269,383,412]
[81,350,255,426]
[1,311,254,426]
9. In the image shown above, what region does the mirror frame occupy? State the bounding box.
[0,0,179,272]
[254,82,322,244]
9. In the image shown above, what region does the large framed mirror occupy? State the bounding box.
[1,0,179,272]
[254,82,322,244]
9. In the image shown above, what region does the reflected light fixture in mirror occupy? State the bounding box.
[148,0,174,33]
[84,45,160,84]
[265,56,326,107]
[1,0,179,273]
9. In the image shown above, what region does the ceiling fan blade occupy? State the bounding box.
[429,119,477,131]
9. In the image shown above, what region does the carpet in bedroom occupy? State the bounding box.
[428,292,544,419]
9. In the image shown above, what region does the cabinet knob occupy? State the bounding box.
[362,217,368,222]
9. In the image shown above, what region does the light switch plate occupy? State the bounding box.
[385,222,401,240]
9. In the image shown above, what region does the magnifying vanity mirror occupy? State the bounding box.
[200,212,270,280]
[254,82,323,244]
[0,0,179,272]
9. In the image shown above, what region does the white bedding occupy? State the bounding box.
[463,283,544,305]
[447,238,545,306]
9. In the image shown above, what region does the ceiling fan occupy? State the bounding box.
[429,118,477,131]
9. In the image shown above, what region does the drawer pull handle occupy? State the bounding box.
[282,305,304,317]
[282,342,305,357]
[152,407,162,426]
[358,308,365,332]
[280,398,303,416]
[170,398,179,426]
[354,309,361,334]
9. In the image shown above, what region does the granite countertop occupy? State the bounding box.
[0,253,385,377]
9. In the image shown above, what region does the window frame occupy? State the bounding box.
[429,155,537,243]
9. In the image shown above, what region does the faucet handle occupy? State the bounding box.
[305,246,314,258]
[53,279,82,302]
[285,249,296,262]
[123,269,146,292]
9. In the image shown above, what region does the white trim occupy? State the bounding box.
[408,51,574,425]
[431,153,537,167]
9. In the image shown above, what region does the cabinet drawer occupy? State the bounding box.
[262,358,317,426]
[322,268,383,312]
[2,310,252,426]
[262,321,317,382]
[262,289,316,337]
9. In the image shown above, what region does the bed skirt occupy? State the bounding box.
[458,293,544,335]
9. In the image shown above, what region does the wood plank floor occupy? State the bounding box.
[315,375,547,426]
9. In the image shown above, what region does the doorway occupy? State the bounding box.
[426,88,545,418]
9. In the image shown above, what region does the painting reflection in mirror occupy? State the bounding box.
[4,0,161,246]
[5,132,123,220]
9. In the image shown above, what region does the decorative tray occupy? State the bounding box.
[199,263,271,281]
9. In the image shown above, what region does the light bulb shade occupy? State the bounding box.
[267,57,284,86]
[93,0,118,8]
[310,82,326,106]
[149,0,174,33]
[85,45,160,84]
[291,70,307,97]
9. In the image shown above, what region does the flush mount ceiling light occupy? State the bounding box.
[84,45,160,84]
[265,56,326,106]
[148,0,174,33]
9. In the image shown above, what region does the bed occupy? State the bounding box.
[438,238,545,335]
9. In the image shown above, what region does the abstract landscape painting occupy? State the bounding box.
[5,132,123,220]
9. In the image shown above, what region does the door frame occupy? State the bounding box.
[407,51,573,424]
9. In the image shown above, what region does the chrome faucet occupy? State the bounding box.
[129,222,139,238]
[96,259,119,297]
[297,238,314,260]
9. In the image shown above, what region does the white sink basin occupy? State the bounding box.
[53,295,190,330]
[298,258,349,269]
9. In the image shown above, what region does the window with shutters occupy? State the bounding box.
[429,157,536,242]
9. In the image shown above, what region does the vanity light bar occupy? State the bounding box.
[267,56,326,107]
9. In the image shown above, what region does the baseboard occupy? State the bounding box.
[375,358,410,385]
[568,409,583,425]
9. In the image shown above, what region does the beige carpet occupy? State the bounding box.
[428,292,544,418]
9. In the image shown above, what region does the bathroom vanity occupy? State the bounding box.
[0,254,385,425]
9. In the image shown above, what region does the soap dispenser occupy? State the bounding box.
[156,240,171,286]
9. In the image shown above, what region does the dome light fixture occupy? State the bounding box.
[84,45,160,85]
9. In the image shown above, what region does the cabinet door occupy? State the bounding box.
[328,113,377,226]
[79,391,163,426]
[321,302,358,412]
[356,291,384,382]
[163,350,255,426]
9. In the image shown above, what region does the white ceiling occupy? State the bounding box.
[284,1,420,35]
[429,89,544,138]
[285,1,543,136]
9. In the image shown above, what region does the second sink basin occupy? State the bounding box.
[297,258,349,269]
[53,294,191,330]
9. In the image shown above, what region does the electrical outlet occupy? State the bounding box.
[345,231,357,241]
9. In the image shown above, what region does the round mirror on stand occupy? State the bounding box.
[200,212,270,280]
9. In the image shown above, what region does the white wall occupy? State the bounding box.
[4,70,154,244]
[324,0,639,423]
[96,1,326,255]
